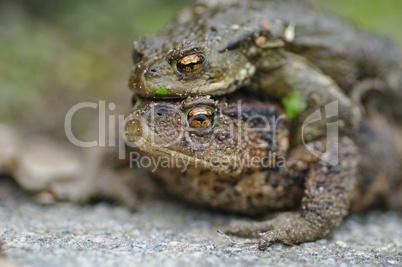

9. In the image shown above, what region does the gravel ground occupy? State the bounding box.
[1,180,402,267]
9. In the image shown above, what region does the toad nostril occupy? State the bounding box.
[149,67,159,74]
[144,66,161,79]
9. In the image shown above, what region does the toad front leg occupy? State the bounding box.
[251,52,361,143]
[225,137,359,249]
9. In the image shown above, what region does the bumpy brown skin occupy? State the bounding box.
[129,0,402,137]
[124,92,366,249]
[126,92,402,248]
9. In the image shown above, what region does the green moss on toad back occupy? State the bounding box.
[281,92,307,120]
[156,87,168,96]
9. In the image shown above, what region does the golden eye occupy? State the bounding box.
[176,54,205,74]
[187,106,215,130]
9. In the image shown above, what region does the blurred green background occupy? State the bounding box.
[0,0,401,136]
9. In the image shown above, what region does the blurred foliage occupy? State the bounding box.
[324,0,402,45]
[0,0,401,135]
[0,0,187,133]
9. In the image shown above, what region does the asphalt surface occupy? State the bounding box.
[1,180,402,267]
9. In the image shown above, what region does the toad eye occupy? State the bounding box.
[187,106,215,130]
[176,54,206,74]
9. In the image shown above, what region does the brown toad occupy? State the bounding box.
[128,0,402,140]
[124,91,402,249]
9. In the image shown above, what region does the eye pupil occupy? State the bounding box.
[193,114,208,122]
[176,54,205,74]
